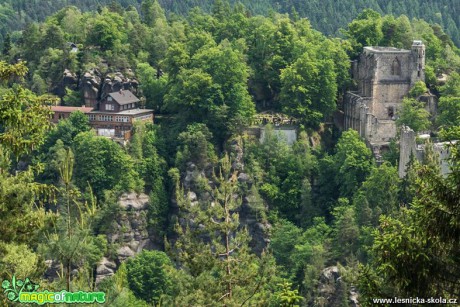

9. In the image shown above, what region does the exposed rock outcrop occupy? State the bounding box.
[315,266,360,307]
[58,67,140,107]
[95,192,154,284]
[111,193,153,260]
[81,69,101,107]
[95,257,117,285]
[172,138,271,255]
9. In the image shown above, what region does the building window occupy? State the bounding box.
[391,58,401,76]
[388,106,394,119]
[115,116,129,122]
[89,114,96,121]
[98,115,113,122]
[58,113,66,119]
[105,104,114,111]
[108,96,112,102]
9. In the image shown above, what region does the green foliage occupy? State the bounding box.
[245,127,317,225]
[39,149,106,291]
[128,122,168,239]
[2,1,460,304]
[440,72,460,97]
[409,81,428,98]
[141,0,166,27]
[0,62,55,158]
[136,63,167,111]
[343,8,459,76]
[126,250,174,303]
[333,129,374,198]
[86,8,126,51]
[164,40,255,139]
[43,110,91,149]
[97,263,149,306]
[437,96,460,127]
[356,162,400,222]
[0,62,54,246]
[0,154,51,244]
[63,88,83,106]
[170,154,274,305]
[364,144,460,300]
[270,218,330,298]
[2,33,11,55]
[396,98,431,133]
[280,52,337,127]
[382,138,400,166]
[439,125,460,141]
[331,199,360,262]
[345,9,384,56]
[0,242,41,280]
[273,281,303,307]
[175,123,217,170]
[73,131,142,198]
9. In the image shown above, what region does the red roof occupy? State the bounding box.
[51,106,94,113]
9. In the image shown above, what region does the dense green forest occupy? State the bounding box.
[1,0,460,306]
[1,0,460,46]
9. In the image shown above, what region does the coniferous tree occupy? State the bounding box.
[169,154,274,305]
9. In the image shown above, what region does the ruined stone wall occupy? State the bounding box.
[419,94,437,118]
[372,82,411,119]
[371,119,397,143]
[435,144,452,176]
[373,52,412,81]
[344,42,427,149]
[398,126,454,178]
[398,126,417,177]
[343,92,371,137]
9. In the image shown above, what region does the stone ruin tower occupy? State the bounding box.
[343,40,426,152]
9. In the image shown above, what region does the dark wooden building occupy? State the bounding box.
[50,90,153,140]
[50,105,94,123]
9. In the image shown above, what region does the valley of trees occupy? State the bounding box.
[0,0,460,306]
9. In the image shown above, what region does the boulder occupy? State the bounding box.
[315,266,360,306]
[119,193,149,211]
[187,191,197,202]
[117,246,135,259]
[238,173,250,183]
[95,257,117,284]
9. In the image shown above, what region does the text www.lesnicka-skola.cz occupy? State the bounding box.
[372,297,458,304]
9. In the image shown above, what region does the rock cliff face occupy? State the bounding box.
[45,193,154,285]
[95,192,154,284]
[80,69,140,107]
[171,139,271,255]
[58,68,140,107]
[314,266,360,307]
[110,193,153,260]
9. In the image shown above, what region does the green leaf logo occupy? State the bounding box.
[2,275,39,302]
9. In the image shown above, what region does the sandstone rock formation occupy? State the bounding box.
[315,266,360,307]
[172,138,271,256]
[95,193,154,284]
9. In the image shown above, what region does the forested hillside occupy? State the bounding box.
[1,0,460,45]
[1,0,460,306]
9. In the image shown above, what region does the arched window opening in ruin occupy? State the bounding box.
[388,106,394,119]
[391,58,401,76]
